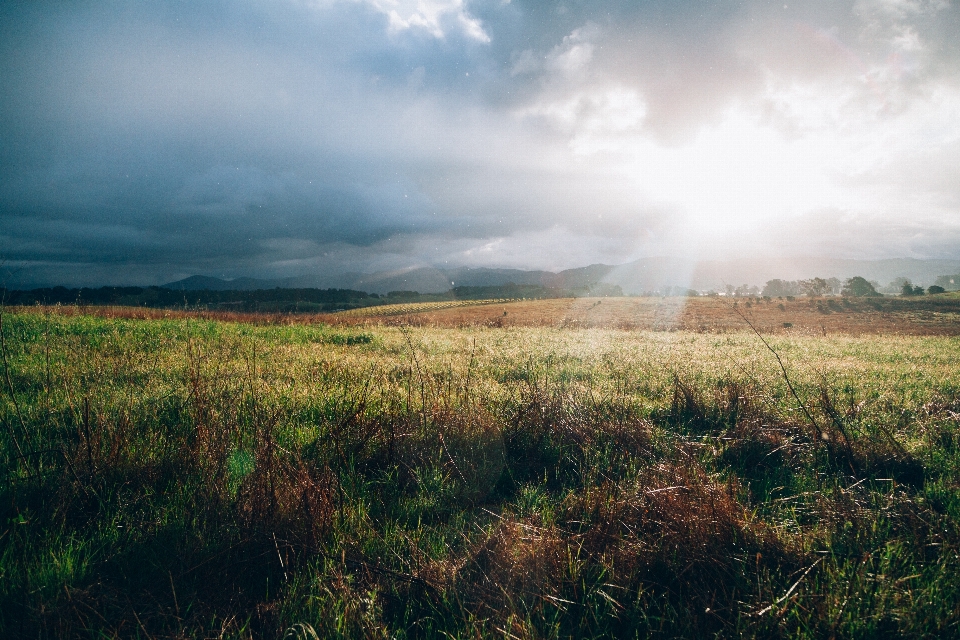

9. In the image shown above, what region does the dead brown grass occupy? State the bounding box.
[455,461,799,637]
[323,295,960,335]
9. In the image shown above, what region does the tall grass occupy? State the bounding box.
[1,308,959,637]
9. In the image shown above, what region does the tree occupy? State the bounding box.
[841,276,880,297]
[762,279,799,297]
[887,277,911,294]
[934,275,958,291]
[800,277,829,297]
[901,280,921,296]
[928,285,945,294]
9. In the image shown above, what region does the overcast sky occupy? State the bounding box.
[2,0,959,285]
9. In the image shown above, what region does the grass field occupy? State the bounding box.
[2,301,960,638]
[326,293,960,335]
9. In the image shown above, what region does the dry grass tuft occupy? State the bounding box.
[454,461,800,635]
[236,456,338,547]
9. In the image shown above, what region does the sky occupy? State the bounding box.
[2,0,959,286]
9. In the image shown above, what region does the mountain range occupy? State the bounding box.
[162,257,960,295]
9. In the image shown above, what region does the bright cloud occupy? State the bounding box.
[354,0,489,41]
[2,0,959,285]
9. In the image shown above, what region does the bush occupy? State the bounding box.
[841,276,880,297]
[928,285,946,295]
[901,282,925,296]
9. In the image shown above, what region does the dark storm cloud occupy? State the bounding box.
[1,0,474,281]
[2,0,959,286]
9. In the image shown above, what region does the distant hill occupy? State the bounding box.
[160,265,619,295]
[321,264,616,295]
[161,275,294,290]
[152,257,960,296]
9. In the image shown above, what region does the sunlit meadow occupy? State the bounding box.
[2,308,960,637]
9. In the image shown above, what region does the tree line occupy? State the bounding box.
[761,276,949,298]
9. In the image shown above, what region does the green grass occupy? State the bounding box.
[2,309,960,638]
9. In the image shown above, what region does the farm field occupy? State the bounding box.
[335,298,515,318]
[327,293,960,335]
[2,305,960,638]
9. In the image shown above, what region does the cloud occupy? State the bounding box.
[1,0,959,286]
[345,0,490,41]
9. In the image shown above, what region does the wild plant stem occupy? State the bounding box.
[0,306,31,470]
[730,304,825,440]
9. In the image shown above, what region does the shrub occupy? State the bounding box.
[899,282,926,296]
[841,276,880,297]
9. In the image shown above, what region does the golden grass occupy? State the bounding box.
[335,298,515,317]
[324,295,960,335]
